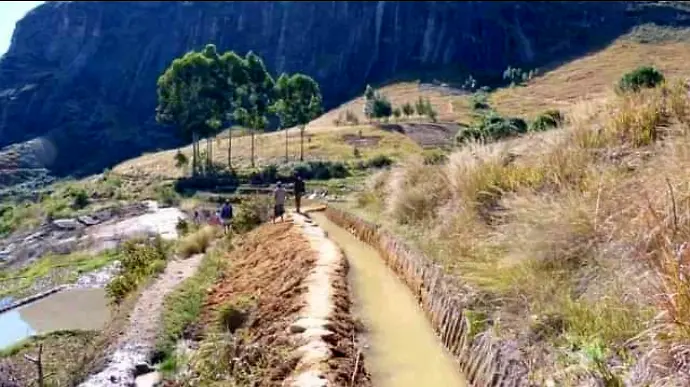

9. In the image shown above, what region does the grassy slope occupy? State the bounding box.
[113,124,423,179]
[113,40,690,181]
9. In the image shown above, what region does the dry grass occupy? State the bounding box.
[317,41,690,129]
[113,125,422,179]
[177,225,219,258]
[353,80,690,384]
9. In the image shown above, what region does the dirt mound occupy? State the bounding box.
[193,220,368,386]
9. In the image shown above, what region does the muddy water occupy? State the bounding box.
[0,288,110,349]
[310,212,467,387]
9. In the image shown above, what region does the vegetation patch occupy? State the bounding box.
[0,250,119,300]
[0,330,99,387]
[349,71,690,383]
[105,237,170,304]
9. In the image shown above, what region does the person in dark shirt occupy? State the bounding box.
[294,175,306,213]
[219,200,233,234]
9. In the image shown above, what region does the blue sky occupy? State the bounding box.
[0,1,44,55]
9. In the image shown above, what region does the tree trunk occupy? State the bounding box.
[284,126,288,163]
[192,132,199,176]
[228,129,232,169]
[300,125,305,162]
[206,138,212,174]
[251,130,255,168]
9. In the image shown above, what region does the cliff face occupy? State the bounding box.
[0,1,688,178]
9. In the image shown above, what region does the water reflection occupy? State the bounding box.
[0,309,36,349]
[0,288,110,350]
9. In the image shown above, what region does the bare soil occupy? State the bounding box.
[194,220,369,386]
[378,122,461,148]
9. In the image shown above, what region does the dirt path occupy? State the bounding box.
[79,254,204,387]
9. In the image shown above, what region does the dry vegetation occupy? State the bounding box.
[315,41,690,127]
[114,41,690,183]
[353,80,690,384]
[113,125,422,179]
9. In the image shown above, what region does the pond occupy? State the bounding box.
[0,288,110,350]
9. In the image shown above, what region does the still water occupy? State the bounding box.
[0,288,110,350]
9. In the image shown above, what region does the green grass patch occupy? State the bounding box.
[0,250,119,299]
[155,240,229,373]
[105,237,171,304]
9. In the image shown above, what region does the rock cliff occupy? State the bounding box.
[0,1,689,180]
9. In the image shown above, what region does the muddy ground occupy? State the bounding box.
[187,220,369,386]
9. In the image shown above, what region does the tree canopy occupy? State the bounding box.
[156,44,324,173]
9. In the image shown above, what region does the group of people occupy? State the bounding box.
[194,175,307,233]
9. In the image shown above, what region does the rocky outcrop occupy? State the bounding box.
[0,1,689,181]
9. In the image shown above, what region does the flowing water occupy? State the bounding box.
[310,212,467,387]
[0,288,110,350]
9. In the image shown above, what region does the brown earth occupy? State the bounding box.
[378,122,461,148]
[193,220,369,386]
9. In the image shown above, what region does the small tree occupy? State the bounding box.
[363,84,376,122]
[401,102,414,119]
[414,96,427,117]
[392,107,401,121]
[425,98,438,122]
[156,45,221,176]
[618,66,665,92]
[174,150,189,170]
[235,51,275,168]
[372,96,392,121]
[273,73,323,162]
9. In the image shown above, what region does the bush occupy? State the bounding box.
[530,109,564,132]
[366,155,394,169]
[154,185,180,207]
[106,237,169,303]
[457,113,528,143]
[618,66,665,92]
[177,225,218,258]
[233,196,272,233]
[66,187,89,209]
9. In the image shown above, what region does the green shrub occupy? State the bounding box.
[530,109,564,132]
[367,155,394,169]
[154,185,180,207]
[457,113,528,143]
[618,66,665,92]
[106,237,169,303]
[68,188,89,209]
[233,196,272,233]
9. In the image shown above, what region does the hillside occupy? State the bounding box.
[347,75,690,384]
[115,38,690,181]
[312,40,690,127]
[1,1,690,184]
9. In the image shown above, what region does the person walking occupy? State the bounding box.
[273,181,287,223]
[294,175,306,213]
[219,200,233,234]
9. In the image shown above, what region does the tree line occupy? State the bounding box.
[156,44,323,176]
